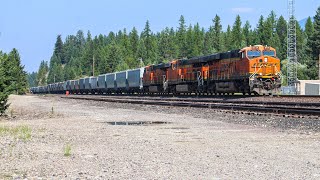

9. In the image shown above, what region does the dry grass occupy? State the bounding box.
[0,125,32,141]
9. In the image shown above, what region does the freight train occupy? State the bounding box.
[31,45,282,96]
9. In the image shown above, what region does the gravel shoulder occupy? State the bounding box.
[0,95,320,179]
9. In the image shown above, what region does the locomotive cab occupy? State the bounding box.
[241,45,282,95]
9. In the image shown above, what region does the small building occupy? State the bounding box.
[298,80,320,95]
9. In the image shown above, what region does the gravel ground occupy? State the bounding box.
[0,95,320,179]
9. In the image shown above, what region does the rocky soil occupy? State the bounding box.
[0,95,319,179]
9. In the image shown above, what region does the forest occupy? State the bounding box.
[29,9,320,87]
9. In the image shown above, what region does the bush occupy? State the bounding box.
[0,92,9,116]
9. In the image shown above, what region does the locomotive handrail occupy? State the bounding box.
[274,65,283,80]
[250,64,262,80]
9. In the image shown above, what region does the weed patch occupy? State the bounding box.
[0,125,32,141]
[64,143,71,157]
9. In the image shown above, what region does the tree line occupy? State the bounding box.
[30,8,320,87]
[0,49,28,115]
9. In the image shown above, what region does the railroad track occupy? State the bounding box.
[60,95,320,118]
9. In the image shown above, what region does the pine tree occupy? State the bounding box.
[6,49,27,94]
[185,24,195,57]
[305,17,314,39]
[264,12,276,46]
[257,15,265,44]
[177,15,187,58]
[224,25,232,50]
[212,15,222,52]
[192,23,204,57]
[54,35,65,64]
[159,27,178,62]
[47,54,63,83]
[37,60,48,85]
[203,31,214,55]
[141,21,158,65]
[81,31,94,76]
[243,21,253,46]
[0,52,9,115]
[231,15,243,49]
[304,16,315,77]
[305,7,320,79]
[107,42,122,72]
[310,7,320,59]
[27,72,38,87]
[129,27,139,59]
[276,15,287,60]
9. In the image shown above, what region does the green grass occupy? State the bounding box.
[0,125,32,141]
[64,144,71,157]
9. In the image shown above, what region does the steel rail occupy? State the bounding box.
[65,95,320,107]
[61,96,320,117]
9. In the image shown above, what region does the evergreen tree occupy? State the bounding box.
[107,42,122,72]
[137,39,147,65]
[37,60,48,85]
[0,52,9,115]
[159,27,178,62]
[186,24,195,57]
[54,35,65,64]
[141,21,158,65]
[305,7,320,79]
[192,23,204,57]
[27,72,38,88]
[203,31,214,55]
[264,12,276,46]
[310,7,320,59]
[243,21,253,46]
[304,16,315,78]
[257,15,265,44]
[276,15,287,60]
[224,25,232,50]
[6,49,27,94]
[305,17,314,39]
[212,15,223,52]
[47,54,63,83]
[231,15,243,49]
[81,31,94,76]
[177,15,187,58]
[129,27,139,59]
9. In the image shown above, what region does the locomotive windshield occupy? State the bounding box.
[263,50,275,57]
[247,50,261,59]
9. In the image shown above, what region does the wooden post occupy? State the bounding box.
[319,51,320,80]
[93,55,95,77]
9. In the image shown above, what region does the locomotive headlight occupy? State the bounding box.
[259,73,262,76]
[264,57,268,62]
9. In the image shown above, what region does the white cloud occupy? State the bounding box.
[231,7,254,13]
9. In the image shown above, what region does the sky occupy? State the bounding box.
[1,0,320,73]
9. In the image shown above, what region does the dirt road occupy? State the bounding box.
[0,95,319,179]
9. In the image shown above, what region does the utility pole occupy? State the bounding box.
[92,55,95,77]
[318,51,320,80]
[287,0,298,94]
[139,58,143,68]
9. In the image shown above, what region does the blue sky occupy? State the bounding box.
[1,0,320,73]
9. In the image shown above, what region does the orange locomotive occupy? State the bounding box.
[143,45,282,95]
